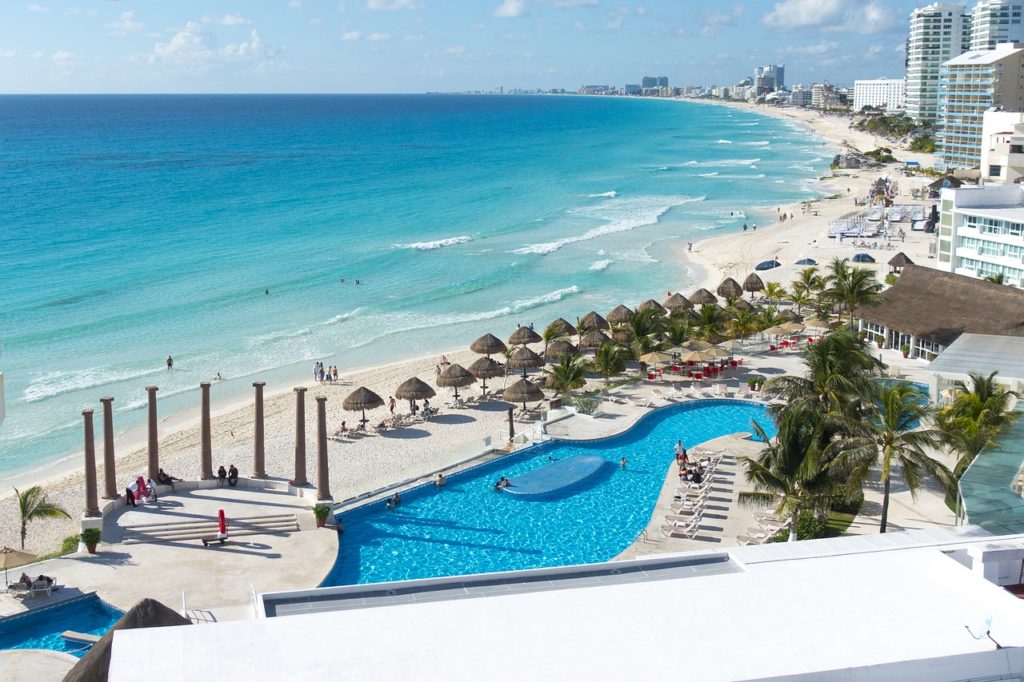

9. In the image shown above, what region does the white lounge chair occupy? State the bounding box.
[30,578,55,597]
[661,512,704,538]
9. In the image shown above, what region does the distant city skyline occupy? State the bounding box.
[1,0,929,93]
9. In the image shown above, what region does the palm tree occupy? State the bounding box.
[15,486,70,550]
[938,371,1019,476]
[590,342,629,388]
[665,317,691,348]
[789,288,812,316]
[728,309,759,341]
[625,308,666,359]
[542,321,570,358]
[763,281,787,305]
[694,304,727,342]
[824,260,882,329]
[984,273,1006,285]
[738,406,854,542]
[839,383,956,533]
[792,266,824,303]
[758,305,780,330]
[544,354,588,396]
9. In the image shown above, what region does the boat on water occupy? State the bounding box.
[866,206,884,222]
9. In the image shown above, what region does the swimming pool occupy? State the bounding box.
[0,593,123,657]
[323,399,775,586]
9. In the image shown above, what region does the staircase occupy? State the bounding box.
[120,513,301,545]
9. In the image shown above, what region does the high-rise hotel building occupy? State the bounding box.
[970,0,1024,50]
[906,3,973,123]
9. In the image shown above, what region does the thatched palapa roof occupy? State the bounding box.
[607,305,633,325]
[662,292,692,310]
[858,265,1024,346]
[471,333,507,356]
[689,288,718,305]
[578,311,610,331]
[717,278,743,298]
[508,326,542,346]
[637,299,667,315]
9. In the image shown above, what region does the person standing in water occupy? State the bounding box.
[166,355,173,370]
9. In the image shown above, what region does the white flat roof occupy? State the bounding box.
[108,534,1024,682]
[957,206,1024,221]
[928,333,1024,381]
[946,43,1024,66]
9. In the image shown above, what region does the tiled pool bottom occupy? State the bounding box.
[0,594,123,657]
[325,399,775,586]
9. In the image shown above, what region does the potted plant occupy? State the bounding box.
[312,503,332,529]
[81,527,101,554]
[900,344,910,359]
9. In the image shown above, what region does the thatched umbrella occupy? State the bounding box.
[468,356,504,392]
[717,277,743,299]
[579,328,611,349]
[437,363,477,400]
[802,316,833,330]
[718,339,745,352]
[637,299,667,316]
[546,317,577,338]
[394,377,436,402]
[545,338,579,361]
[762,325,787,337]
[611,328,633,344]
[507,346,545,377]
[503,377,545,410]
[0,547,36,585]
[639,351,674,366]
[777,309,798,321]
[343,386,385,425]
[730,298,756,313]
[578,310,610,332]
[888,252,914,273]
[607,304,633,325]
[662,292,693,311]
[508,325,542,346]
[682,339,715,351]
[65,598,191,682]
[743,273,765,298]
[689,288,718,305]
[779,322,806,335]
[471,333,507,356]
[678,349,715,363]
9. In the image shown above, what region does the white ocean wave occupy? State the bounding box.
[23,366,165,403]
[717,139,733,144]
[589,259,613,272]
[393,235,472,251]
[511,195,705,256]
[587,191,618,198]
[684,160,699,166]
[738,122,760,127]
[698,172,719,178]
[697,157,762,168]
[740,141,771,146]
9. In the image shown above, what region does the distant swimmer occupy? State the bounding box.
[213,372,223,381]
[166,355,173,370]
[339,278,345,283]
[264,288,269,295]
[355,279,360,285]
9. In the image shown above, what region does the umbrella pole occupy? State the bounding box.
[361,408,366,426]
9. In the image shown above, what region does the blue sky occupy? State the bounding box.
[0,0,924,93]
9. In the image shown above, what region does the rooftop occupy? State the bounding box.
[858,265,1024,346]
[960,407,1024,535]
[928,333,1024,382]
[107,528,1024,682]
[946,42,1024,66]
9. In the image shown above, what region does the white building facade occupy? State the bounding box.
[853,78,907,111]
[936,42,1024,168]
[939,182,1024,286]
[906,3,973,123]
[979,109,1024,181]
[970,0,1024,49]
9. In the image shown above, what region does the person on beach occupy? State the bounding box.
[166,355,173,370]
[157,468,179,491]
[147,478,159,502]
[313,362,320,381]
[213,372,222,381]
[332,365,339,382]
[742,223,747,231]
[389,396,396,415]
[125,486,137,507]
[752,223,757,231]
[217,466,227,488]
[227,465,239,487]
[264,288,269,295]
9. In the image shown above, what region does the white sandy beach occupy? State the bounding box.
[0,100,942,556]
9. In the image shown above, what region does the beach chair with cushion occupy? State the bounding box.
[30,577,55,597]
[661,512,704,539]
[736,532,770,546]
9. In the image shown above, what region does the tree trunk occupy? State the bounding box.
[879,476,891,533]
[20,522,26,550]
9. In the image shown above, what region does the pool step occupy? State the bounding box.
[121,513,301,545]
[62,630,101,644]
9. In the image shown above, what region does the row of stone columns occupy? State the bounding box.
[81,381,333,517]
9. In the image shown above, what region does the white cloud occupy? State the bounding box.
[703,5,743,36]
[783,40,838,55]
[288,0,301,9]
[493,0,525,18]
[218,14,251,26]
[145,22,280,71]
[108,10,145,36]
[367,32,391,40]
[762,0,895,34]
[340,30,362,40]
[550,0,598,6]
[219,30,278,61]
[51,49,76,63]
[366,0,423,10]
[0,49,15,59]
[26,4,50,13]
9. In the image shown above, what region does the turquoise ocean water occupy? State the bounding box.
[0,95,831,478]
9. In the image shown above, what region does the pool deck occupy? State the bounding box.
[0,487,337,622]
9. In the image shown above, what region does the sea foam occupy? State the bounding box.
[587,191,618,198]
[589,259,613,271]
[393,235,472,250]
[23,366,165,403]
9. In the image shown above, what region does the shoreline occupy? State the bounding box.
[0,99,848,555]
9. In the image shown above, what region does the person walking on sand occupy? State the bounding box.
[166,355,173,370]
[389,396,396,415]
[332,365,339,382]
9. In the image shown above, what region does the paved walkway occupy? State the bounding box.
[0,487,337,621]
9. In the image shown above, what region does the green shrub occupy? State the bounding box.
[831,489,864,516]
[81,527,101,546]
[312,503,332,521]
[909,136,935,153]
[571,395,602,415]
[60,535,81,555]
[884,273,898,286]
[768,510,827,542]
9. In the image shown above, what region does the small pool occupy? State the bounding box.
[323,399,774,586]
[0,594,123,657]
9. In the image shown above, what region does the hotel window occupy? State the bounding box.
[990,164,1003,176]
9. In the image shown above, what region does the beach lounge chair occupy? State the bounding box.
[661,512,704,538]
[736,532,770,546]
[30,577,55,597]
[651,388,678,402]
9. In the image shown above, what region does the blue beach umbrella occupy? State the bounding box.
[852,253,876,263]
[755,259,781,271]
[795,257,817,266]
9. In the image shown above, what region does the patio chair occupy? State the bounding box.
[736,532,770,546]
[30,577,55,597]
[661,512,703,538]
[651,388,678,402]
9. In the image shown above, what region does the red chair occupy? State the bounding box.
[647,372,656,380]
[730,360,738,368]
[687,370,694,378]
[769,345,778,352]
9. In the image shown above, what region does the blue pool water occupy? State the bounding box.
[323,399,775,586]
[0,594,123,657]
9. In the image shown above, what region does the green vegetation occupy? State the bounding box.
[937,371,1020,477]
[863,147,897,164]
[853,114,921,140]
[81,527,102,547]
[544,354,588,396]
[14,485,70,550]
[38,534,84,561]
[909,136,935,153]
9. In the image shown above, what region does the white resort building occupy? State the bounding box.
[970,0,1024,50]
[906,3,973,124]
[938,182,1024,285]
[980,112,1024,182]
[937,42,1024,168]
[853,78,907,112]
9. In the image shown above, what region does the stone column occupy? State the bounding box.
[82,409,100,517]
[252,381,267,479]
[100,397,118,499]
[146,386,159,481]
[316,396,332,501]
[200,381,213,479]
[291,387,308,487]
